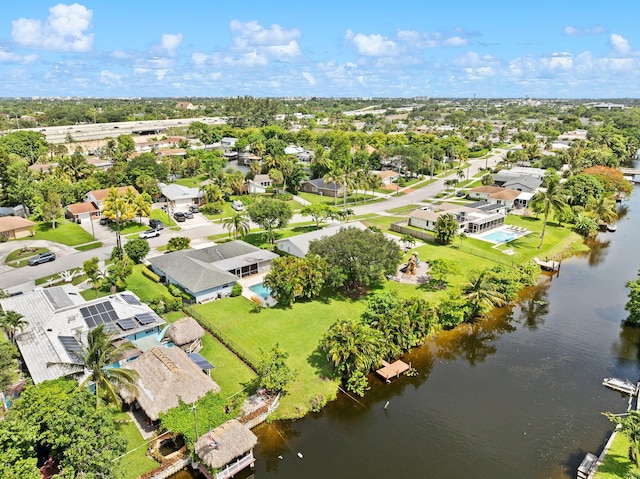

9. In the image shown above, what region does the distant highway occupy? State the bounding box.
[14,117,227,144]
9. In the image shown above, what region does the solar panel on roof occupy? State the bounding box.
[135,312,156,325]
[59,335,82,353]
[88,304,98,315]
[122,294,141,305]
[116,318,137,331]
[96,302,107,313]
[103,323,118,333]
[81,301,118,327]
[188,353,214,370]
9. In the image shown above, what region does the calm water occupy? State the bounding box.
[246,189,640,479]
[172,188,640,479]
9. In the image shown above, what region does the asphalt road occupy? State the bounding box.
[0,149,507,293]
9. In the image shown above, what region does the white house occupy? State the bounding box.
[468,186,522,210]
[409,203,505,234]
[160,183,203,208]
[374,170,400,185]
[245,174,272,194]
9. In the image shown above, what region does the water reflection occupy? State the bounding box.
[611,325,640,364]
[582,236,611,266]
[516,280,551,330]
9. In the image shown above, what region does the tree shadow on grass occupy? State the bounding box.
[307,346,337,380]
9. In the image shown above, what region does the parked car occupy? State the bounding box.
[99,217,111,225]
[232,200,244,211]
[149,219,164,230]
[189,205,200,213]
[184,211,194,219]
[174,212,186,222]
[28,252,56,266]
[139,229,161,239]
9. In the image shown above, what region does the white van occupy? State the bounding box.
[232,200,244,211]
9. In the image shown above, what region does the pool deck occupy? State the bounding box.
[238,273,277,307]
[470,224,530,247]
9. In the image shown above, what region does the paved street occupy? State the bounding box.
[0,150,506,293]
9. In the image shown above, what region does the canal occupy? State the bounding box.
[244,189,640,479]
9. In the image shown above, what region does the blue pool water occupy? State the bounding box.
[249,282,272,298]
[479,230,519,244]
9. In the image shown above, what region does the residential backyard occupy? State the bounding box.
[593,432,639,479]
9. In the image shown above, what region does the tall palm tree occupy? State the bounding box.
[462,270,506,319]
[133,195,151,224]
[223,212,250,240]
[586,195,618,226]
[320,319,383,378]
[323,163,345,206]
[0,310,28,345]
[529,177,568,249]
[49,324,138,407]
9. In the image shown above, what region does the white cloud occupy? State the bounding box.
[610,33,632,55]
[302,72,316,85]
[397,29,470,48]
[345,30,401,56]
[563,25,605,36]
[191,52,208,66]
[110,50,133,60]
[99,70,122,86]
[11,3,94,52]
[452,51,498,68]
[0,48,37,64]
[227,20,301,62]
[160,33,183,56]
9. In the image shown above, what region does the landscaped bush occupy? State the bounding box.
[141,266,160,282]
[230,283,243,297]
[164,296,182,312]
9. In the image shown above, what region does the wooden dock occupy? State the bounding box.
[577,453,598,479]
[533,257,560,272]
[376,360,411,382]
[603,377,638,395]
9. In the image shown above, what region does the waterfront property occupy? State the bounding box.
[275,221,368,258]
[0,286,164,384]
[409,202,506,234]
[473,224,529,244]
[376,359,411,382]
[165,316,205,353]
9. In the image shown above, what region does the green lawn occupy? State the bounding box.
[4,246,50,267]
[188,295,366,419]
[297,191,378,206]
[201,334,257,396]
[125,264,173,303]
[113,412,160,479]
[174,175,207,188]
[31,219,95,246]
[361,215,406,231]
[149,208,176,227]
[75,241,103,251]
[593,432,639,479]
[111,220,147,236]
[385,204,422,214]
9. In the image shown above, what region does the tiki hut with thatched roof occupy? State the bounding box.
[122,347,220,421]
[165,316,205,353]
[195,419,258,479]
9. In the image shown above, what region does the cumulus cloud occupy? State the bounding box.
[563,25,605,36]
[345,30,401,56]
[397,29,470,48]
[11,3,94,52]
[302,72,316,85]
[228,20,301,61]
[610,33,632,55]
[160,33,183,56]
[0,48,38,64]
[99,70,123,86]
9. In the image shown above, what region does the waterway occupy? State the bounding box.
[174,188,640,479]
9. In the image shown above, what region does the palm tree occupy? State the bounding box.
[223,212,250,240]
[133,195,151,224]
[586,195,618,226]
[0,310,28,345]
[528,177,568,249]
[49,324,138,407]
[323,163,345,207]
[462,270,506,319]
[401,234,416,252]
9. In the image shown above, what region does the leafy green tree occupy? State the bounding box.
[0,378,127,479]
[83,257,103,298]
[309,227,402,292]
[0,341,19,391]
[301,203,334,229]
[49,324,138,407]
[346,370,370,397]
[320,319,384,378]
[106,254,133,292]
[573,213,599,237]
[529,174,568,249]
[605,411,640,466]
[0,310,27,345]
[401,234,416,252]
[132,193,152,223]
[436,292,470,329]
[223,212,250,240]
[263,255,328,306]
[124,237,150,263]
[0,131,48,164]
[247,198,293,244]
[462,269,506,319]
[167,236,191,252]
[257,344,296,394]
[428,258,458,288]
[434,213,459,245]
[586,194,618,225]
[626,276,640,325]
[58,150,95,182]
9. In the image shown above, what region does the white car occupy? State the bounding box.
[139,229,161,239]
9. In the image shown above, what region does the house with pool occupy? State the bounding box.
[0,286,166,384]
[147,240,278,304]
[409,202,506,235]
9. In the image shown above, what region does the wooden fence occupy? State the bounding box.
[390,220,435,243]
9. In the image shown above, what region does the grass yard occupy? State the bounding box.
[361,215,406,231]
[75,241,103,251]
[174,175,207,188]
[149,208,176,227]
[125,264,173,303]
[297,191,379,207]
[4,246,49,267]
[31,219,95,246]
[200,334,257,396]
[593,432,639,479]
[188,294,366,419]
[112,220,147,236]
[114,411,160,479]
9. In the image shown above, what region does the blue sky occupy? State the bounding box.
[1,1,639,98]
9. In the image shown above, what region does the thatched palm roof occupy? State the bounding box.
[122,347,220,420]
[166,317,205,346]
[195,419,257,469]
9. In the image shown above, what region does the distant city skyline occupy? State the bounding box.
[1,1,639,98]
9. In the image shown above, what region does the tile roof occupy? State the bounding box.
[0,216,36,232]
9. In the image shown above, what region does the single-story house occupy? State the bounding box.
[374,170,400,185]
[492,167,546,186]
[121,346,220,421]
[502,176,542,193]
[276,222,368,258]
[85,186,139,209]
[409,203,505,234]
[86,157,113,171]
[165,317,205,353]
[299,178,343,198]
[158,148,187,158]
[195,419,258,479]
[148,241,278,303]
[468,186,522,210]
[245,174,272,194]
[66,202,100,222]
[160,183,203,208]
[0,216,36,239]
[0,287,164,384]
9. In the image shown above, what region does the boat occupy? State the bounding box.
[607,224,617,232]
[603,377,637,395]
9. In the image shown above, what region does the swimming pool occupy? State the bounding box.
[249,282,272,298]
[478,229,519,244]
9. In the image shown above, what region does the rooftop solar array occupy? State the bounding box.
[59,335,82,356]
[80,301,118,327]
[188,353,215,370]
[121,294,141,305]
[116,318,137,331]
[135,312,156,325]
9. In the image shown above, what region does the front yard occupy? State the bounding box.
[31,219,95,246]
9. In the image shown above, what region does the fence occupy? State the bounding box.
[390,220,435,244]
[185,306,260,372]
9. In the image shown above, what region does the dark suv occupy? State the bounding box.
[149,219,164,230]
[28,252,56,266]
[173,212,186,222]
